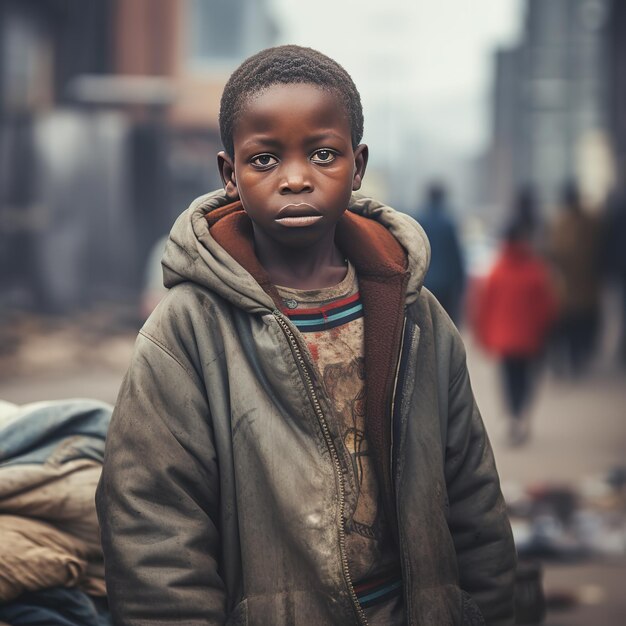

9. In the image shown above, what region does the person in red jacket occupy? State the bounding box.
[476,221,559,445]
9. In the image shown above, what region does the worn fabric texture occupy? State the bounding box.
[0,587,110,626]
[0,399,111,601]
[97,190,516,625]
[0,514,88,601]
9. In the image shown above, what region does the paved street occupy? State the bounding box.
[465,332,626,625]
[1,317,625,625]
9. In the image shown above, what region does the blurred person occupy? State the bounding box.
[96,46,516,625]
[603,185,626,365]
[510,185,541,249]
[416,182,466,324]
[476,221,559,445]
[547,181,602,376]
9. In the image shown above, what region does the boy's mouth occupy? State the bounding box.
[275,203,323,227]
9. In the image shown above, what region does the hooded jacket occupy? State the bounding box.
[96,190,516,626]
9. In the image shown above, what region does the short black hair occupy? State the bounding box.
[219,45,364,157]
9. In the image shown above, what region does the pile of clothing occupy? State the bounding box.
[0,399,112,626]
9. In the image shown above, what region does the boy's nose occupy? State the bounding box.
[279,164,313,194]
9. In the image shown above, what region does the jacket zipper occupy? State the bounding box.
[389,316,414,625]
[389,316,407,482]
[273,310,368,626]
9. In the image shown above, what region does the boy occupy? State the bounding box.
[96,45,516,625]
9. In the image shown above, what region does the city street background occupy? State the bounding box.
[1,0,626,624]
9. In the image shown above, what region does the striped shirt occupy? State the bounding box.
[283,291,364,333]
[354,571,403,609]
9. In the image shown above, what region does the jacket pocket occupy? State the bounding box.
[226,599,248,626]
[461,591,485,626]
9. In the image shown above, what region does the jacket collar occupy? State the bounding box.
[163,190,430,314]
[207,200,409,303]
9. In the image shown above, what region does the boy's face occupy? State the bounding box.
[218,83,368,253]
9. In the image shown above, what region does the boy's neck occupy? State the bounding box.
[252,226,347,290]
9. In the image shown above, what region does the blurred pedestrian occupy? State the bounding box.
[417,182,465,324]
[603,186,626,366]
[476,221,559,445]
[547,181,602,376]
[512,185,540,245]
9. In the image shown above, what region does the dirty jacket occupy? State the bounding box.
[96,190,516,626]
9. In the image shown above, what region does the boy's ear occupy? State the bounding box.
[352,144,369,191]
[217,151,239,200]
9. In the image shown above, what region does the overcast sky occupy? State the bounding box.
[270,0,522,156]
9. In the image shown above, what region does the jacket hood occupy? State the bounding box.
[162,189,430,314]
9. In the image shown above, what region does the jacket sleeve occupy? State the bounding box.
[444,351,517,625]
[96,331,226,625]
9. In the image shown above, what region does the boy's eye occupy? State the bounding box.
[310,149,336,164]
[250,154,278,168]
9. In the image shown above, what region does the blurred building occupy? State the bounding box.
[0,0,277,313]
[483,0,614,223]
[608,0,626,188]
